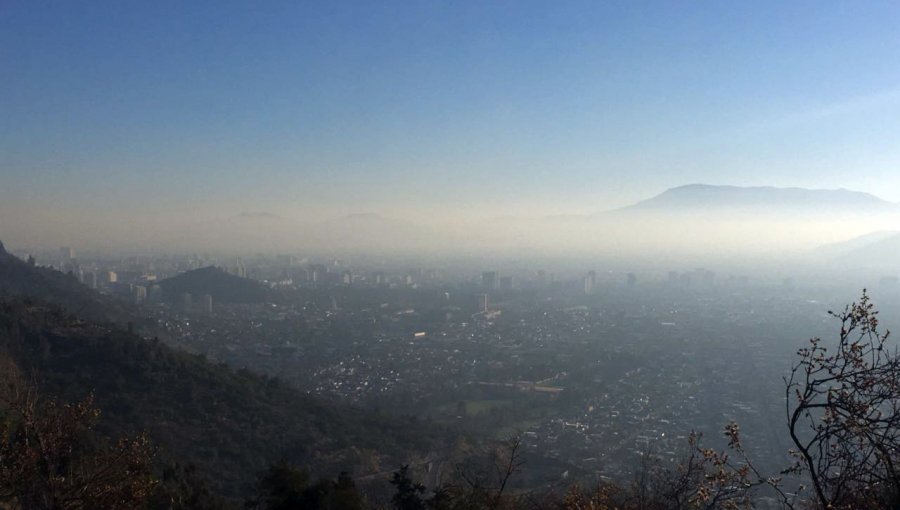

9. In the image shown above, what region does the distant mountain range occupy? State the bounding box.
[609,184,899,216]
[213,186,899,226]
[814,230,900,257]
[11,183,892,256]
[815,231,900,270]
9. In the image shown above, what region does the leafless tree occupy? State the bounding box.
[785,290,900,509]
[491,435,526,509]
[443,434,526,510]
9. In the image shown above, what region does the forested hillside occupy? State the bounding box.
[0,300,442,500]
[0,241,136,323]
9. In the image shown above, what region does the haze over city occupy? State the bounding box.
[3,1,900,257]
[8,3,900,510]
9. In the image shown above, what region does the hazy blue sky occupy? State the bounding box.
[3,1,900,220]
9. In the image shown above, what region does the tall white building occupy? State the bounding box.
[584,270,596,295]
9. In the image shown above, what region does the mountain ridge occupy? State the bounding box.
[816,231,900,270]
[607,183,898,215]
[0,241,138,323]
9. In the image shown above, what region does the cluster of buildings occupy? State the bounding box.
[142,270,849,484]
[20,245,900,487]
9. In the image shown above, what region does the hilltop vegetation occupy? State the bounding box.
[0,299,444,500]
[0,241,449,501]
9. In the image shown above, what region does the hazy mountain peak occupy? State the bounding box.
[234,211,287,220]
[336,212,391,222]
[815,230,900,254]
[815,230,900,269]
[323,212,419,228]
[615,184,897,215]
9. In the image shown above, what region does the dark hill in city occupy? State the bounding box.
[157,265,270,304]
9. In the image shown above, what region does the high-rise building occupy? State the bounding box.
[477,293,489,313]
[309,264,327,283]
[201,294,213,313]
[481,271,498,290]
[182,293,193,312]
[133,285,147,304]
[105,271,118,284]
[276,254,296,267]
[584,270,596,295]
[233,258,247,278]
[59,247,75,261]
[499,276,514,291]
[292,267,309,283]
[694,268,715,286]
